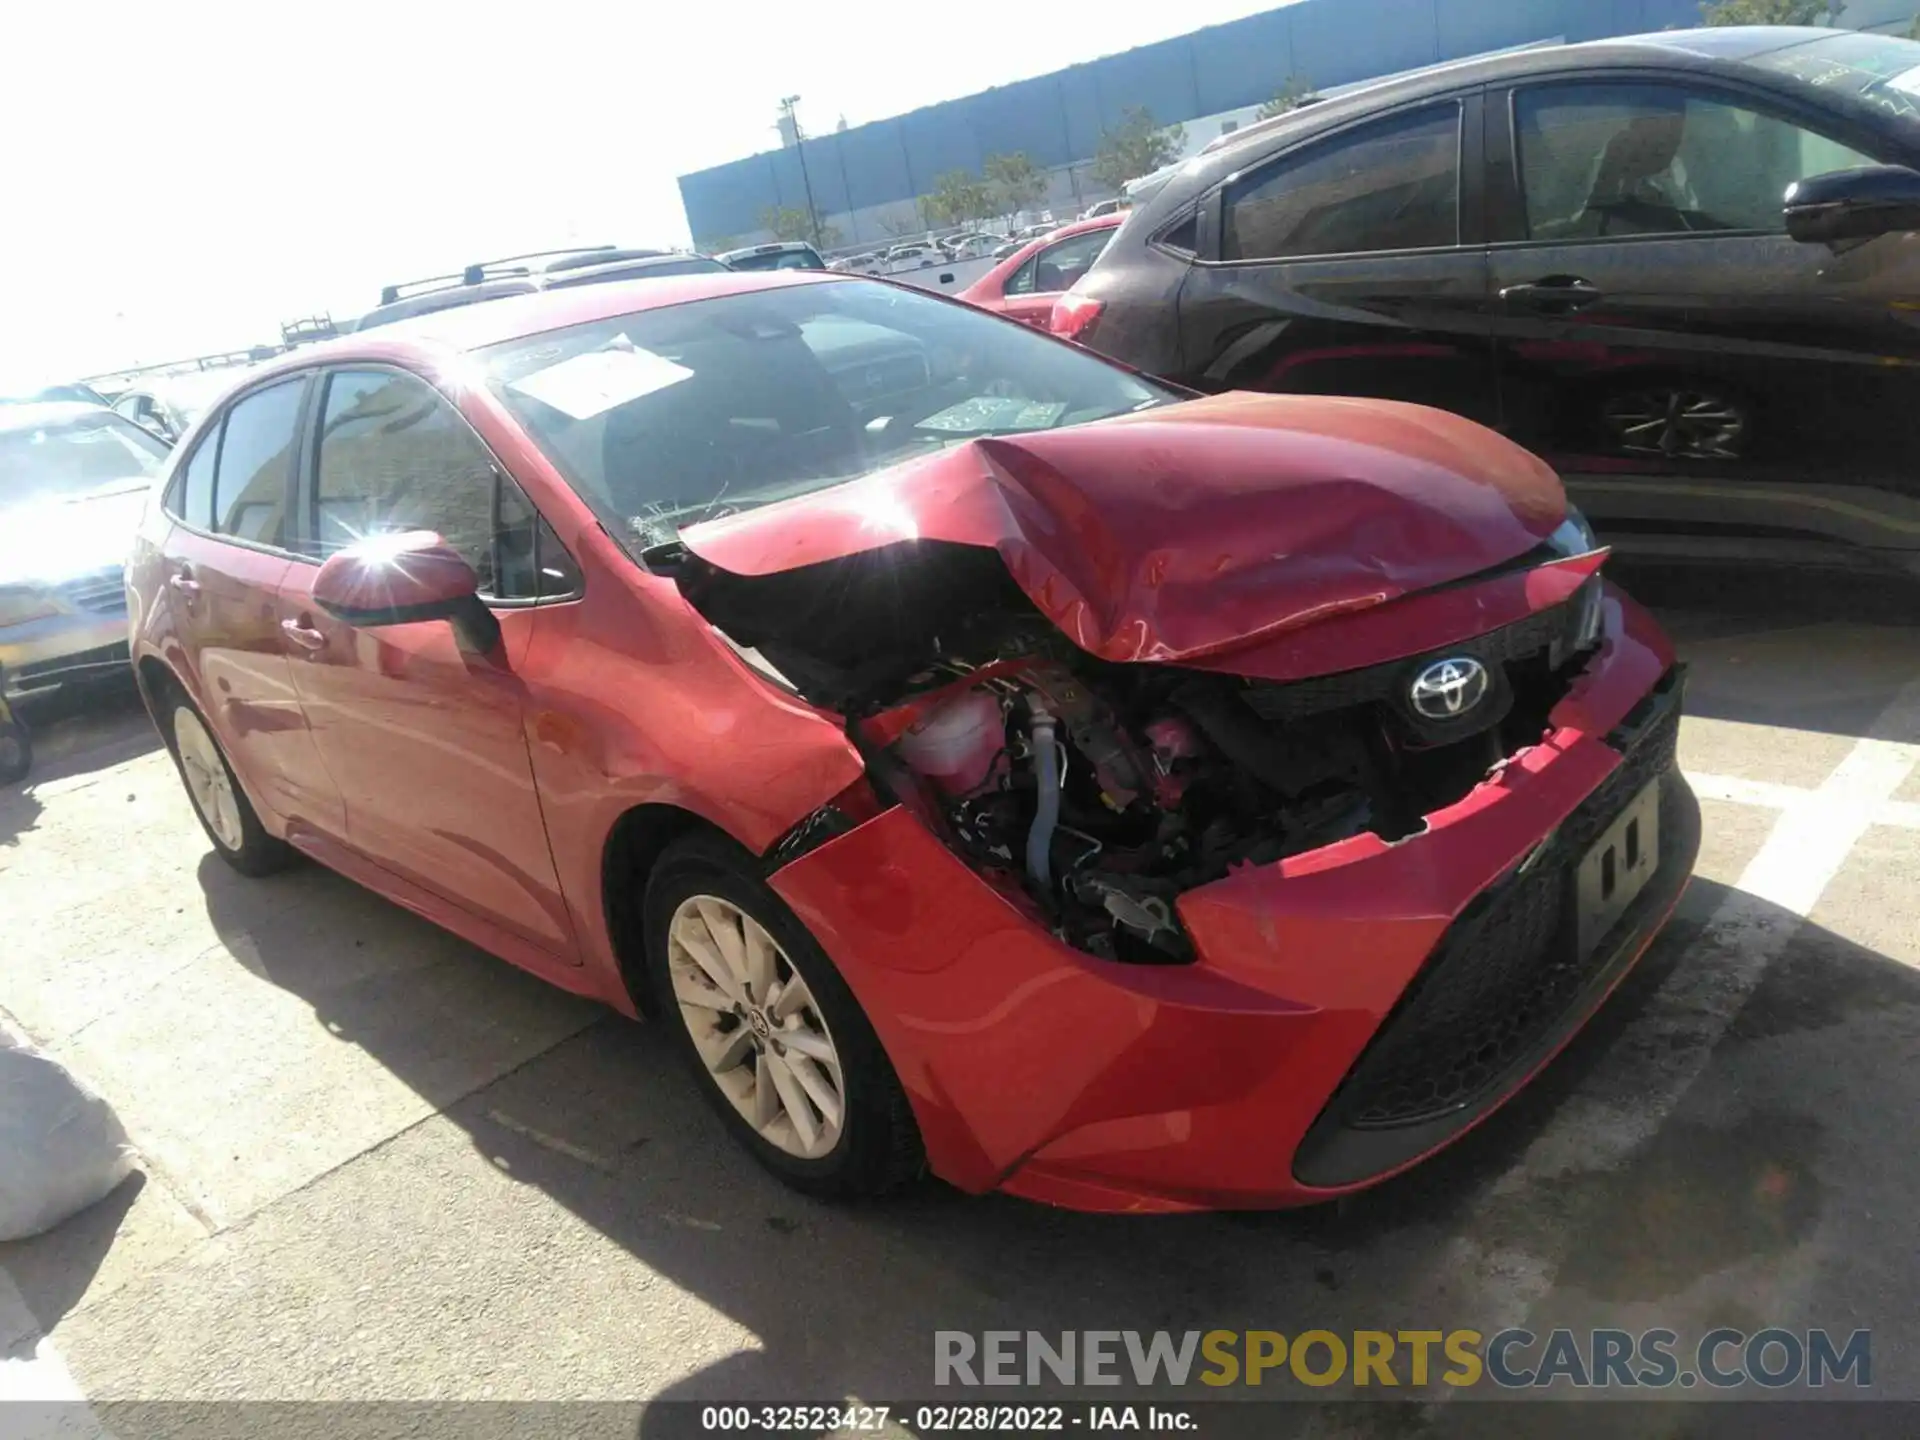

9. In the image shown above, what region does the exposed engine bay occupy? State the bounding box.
[655,538,1607,965]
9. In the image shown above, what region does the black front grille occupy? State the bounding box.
[1321,675,1683,1132]
[1242,578,1595,724]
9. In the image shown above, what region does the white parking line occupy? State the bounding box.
[1437,680,1920,1359]
[1689,769,1920,829]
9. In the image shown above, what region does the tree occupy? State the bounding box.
[696,234,739,254]
[1698,0,1827,24]
[1091,108,1186,193]
[758,205,840,249]
[919,169,994,229]
[1256,74,1321,121]
[983,152,1048,217]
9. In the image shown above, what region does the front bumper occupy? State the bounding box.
[771,584,1698,1212]
[1,567,132,699]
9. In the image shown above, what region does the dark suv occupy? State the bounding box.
[1063,26,1920,584]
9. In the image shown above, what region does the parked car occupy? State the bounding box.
[129,271,1695,1210]
[716,241,827,271]
[1062,25,1920,584]
[359,250,730,331]
[2,403,170,699]
[957,215,1122,327]
[882,243,940,271]
[112,367,263,445]
[1079,198,1126,219]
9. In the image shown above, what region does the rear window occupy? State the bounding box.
[727,247,823,271]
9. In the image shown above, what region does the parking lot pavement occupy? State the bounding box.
[1,576,1917,1421]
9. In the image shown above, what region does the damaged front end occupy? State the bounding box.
[653,527,1611,968]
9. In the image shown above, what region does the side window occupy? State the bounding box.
[171,425,220,528]
[1031,230,1113,292]
[1224,104,1461,261]
[1514,83,1877,241]
[493,476,580,601]
[314,368,576,601]
[213,380,304,546]
[315,369,498,579]
[1002,254,1040,296]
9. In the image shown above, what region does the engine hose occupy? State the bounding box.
[1027,707,1060,893]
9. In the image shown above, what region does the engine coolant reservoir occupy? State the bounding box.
[897,689,1005,797]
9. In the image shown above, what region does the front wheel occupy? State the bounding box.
[0,714,30,786]
[170,701,293,876]
[643,832,924,1199]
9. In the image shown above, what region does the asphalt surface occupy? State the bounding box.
[1,566,1917,1434]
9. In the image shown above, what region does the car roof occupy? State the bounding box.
[0,401,115,434]
[240,269,848,380]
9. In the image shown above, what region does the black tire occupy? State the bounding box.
[165,694,294,878]
[643,831,924,1199]
[0,717,29,786]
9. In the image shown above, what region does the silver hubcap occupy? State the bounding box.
[173,706,244,851]
[1602,389,1745,460]
[666,894,846,1160]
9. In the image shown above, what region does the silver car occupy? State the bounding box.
[0,403,169,699]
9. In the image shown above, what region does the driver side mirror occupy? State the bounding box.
[313,531,502,655]
[1784,164,1920,247]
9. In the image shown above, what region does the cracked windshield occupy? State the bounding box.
[484,281,1170,549]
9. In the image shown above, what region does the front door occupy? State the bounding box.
[1487,76,1920,572]
[1175,96,1499,424]
[162,375,345,835]
[282,365,576,959]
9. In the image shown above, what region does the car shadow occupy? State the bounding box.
[180,830,1920,1421]
[6,676,162,798]
[1625,563,1920,741]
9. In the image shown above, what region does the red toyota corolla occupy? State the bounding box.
[127,271,1697,1212]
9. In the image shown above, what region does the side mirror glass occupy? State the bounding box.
[313,530,501,653]
[1785,164,1920,247]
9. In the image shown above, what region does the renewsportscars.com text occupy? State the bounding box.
[934,1328,1871,1390]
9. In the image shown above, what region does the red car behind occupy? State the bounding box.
[956,215,1122,328]
[128,271,1697,1212]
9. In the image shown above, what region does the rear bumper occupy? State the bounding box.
[770,585,1696,1212]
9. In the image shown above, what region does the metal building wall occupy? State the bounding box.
[679,0,1702,248]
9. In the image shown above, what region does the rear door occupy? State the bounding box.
[281,365,579,959]
[1487,74,1920,570]
[998,228,1116,327]
[159,375,345,834]
[1175,95,1499,423]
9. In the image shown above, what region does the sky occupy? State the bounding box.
[2,0,1287,383]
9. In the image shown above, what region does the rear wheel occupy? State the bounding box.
[170,702,292,876]
[1599,383,1749,460]
[643,832,923,1199]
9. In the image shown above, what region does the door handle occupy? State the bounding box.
[168,572,201,598]
[1499,277,1604,312]
[280,618,327,652]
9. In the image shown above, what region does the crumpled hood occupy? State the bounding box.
[682,392,1567,663]
[0,483,151,586]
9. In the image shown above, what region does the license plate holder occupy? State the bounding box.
[1574,779,1661,959]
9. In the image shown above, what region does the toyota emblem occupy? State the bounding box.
[1409,657,1489,720]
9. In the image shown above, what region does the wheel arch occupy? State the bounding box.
[600,801,740,1015]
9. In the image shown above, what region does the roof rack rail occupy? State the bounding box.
[378,272,468,306]
[459,245,620,286]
